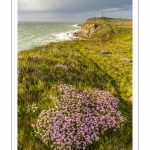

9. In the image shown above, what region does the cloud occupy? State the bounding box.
[18,0,132,12]
[18,0,132,21]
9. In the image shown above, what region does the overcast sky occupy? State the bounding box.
[18,0,132,22]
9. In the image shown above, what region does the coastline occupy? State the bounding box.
[18,30,80,53]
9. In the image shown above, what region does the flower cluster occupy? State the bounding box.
[18,56,24,59]
[31,103,38,113]
[55,63,68,71]
[32,84,125,150]
[18,69,20,74]
[32,55,41,59]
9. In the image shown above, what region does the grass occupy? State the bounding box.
[18,18,132,150]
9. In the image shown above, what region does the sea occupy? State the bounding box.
[18,21,81,51]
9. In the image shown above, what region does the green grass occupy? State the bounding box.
[18,18,132,150]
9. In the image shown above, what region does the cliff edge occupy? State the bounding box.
[73,17,130,39]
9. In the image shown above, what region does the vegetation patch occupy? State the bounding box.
[32,84,126,150]
[18,18,132,150]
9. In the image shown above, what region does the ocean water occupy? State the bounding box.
[18,22,80,51]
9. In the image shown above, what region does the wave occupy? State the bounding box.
[72,24,79,27]
[53,30,79,41]
[18,22,80,51]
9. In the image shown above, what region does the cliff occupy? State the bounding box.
[73,17,127,39]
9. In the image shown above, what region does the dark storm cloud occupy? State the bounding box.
[18,0,132,21]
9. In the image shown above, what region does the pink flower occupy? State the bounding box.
[32,84,126,149]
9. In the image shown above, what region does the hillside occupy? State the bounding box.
[18,18,132,150]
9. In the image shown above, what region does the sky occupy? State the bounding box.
[18,0,132,22]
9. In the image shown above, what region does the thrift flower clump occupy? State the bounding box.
[31,103,38,113]
[32,84,126,150]
[55,63,68,71]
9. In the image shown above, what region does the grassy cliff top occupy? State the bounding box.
[80,17,132,27]
[18,18,132,150]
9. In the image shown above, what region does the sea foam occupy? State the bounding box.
[54,30,78,41]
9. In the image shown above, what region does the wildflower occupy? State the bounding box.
[32,84,126,150]
[18,56,24,59]
[55,63,68,71]
[31,124,35,127]
[31,103,38,113]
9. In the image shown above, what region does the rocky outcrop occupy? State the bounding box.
[101,50,112,54]
[73,17,114,38]
[120,58,132,64]
[73,23,98,37]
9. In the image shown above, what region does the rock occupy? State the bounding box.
[101,50,112,54]
[129,96,132,102]
[73,23,100,38]
[120,58,131,63]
